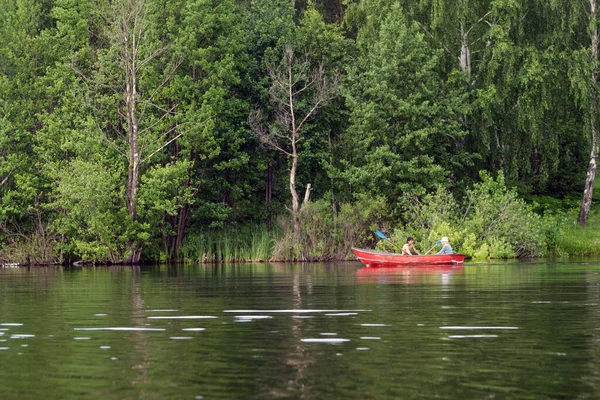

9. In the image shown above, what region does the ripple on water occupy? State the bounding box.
[325,313,358,316]
[224,309,371,313]
[147,316,218,320]
[182,328,206,332]
[447,335,498,339]
[10,334,35,339]
[301,338,350,344]
[74,327,165,332]
[360,324,391,327]
[170,337,193,340]
[440,326,519,330]
[234,315,272,320]
[1,323,23,326]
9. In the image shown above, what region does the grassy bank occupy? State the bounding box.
[180,225,277,263]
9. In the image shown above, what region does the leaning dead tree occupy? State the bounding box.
[249,47,339,233]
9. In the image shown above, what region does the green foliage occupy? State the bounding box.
[48,158,147,263]
[342,0,471,212]
[271,196,389,261]
[0,0,598,264]
[396,171,545,259]
[548,210,600,257]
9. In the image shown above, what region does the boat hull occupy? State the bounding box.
[352,248,465,266]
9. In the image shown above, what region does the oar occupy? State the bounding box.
[424,240,442,255]
[375,230,401,251]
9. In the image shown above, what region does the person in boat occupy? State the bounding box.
[436,237,453,255]
[401,237,419,255]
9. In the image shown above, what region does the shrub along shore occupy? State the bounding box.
[3,172,597,266]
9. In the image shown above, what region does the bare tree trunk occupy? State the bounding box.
[459,22,471,76]
[303,183,312,204]
[579,151,596,225]
[173,203,189,255]
[250,47,339,236]
[125,64,140,220]
[578,0,600,226]
[266,164,273,231]
[122,1,143,263]
[290,154,300,233]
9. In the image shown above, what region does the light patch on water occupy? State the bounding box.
[10,334,35,339]
[291,316,313,319]
[146,309,179,312]
[224,309,371,313]
[447,335,498,339]
[325,313,358,316]
[0,333,4,336]
[361,324,391,327]
[111,357,118,360]
[301,338,350,344]
[1,323,23,326]
[0,347,8,350]
[440,326,519,330]
[360,337,381,340]
[147,316,218,320]
[182,328,206,332]
[74,327,165,331]
[0,329,8,331]
[0,340,6,342]
[549,352,567,356]
[336,353,342,356]
[320,333,337,336]
[170,336,193,340]
[195,396,204,400]
[531,301,552,304]
[417,324,425,326]
[234,319,253,323]
[100,346,111,349]
[234,315,272,320]
[94,314,108,317]
[356,347,370,350]
[74,337,92,340]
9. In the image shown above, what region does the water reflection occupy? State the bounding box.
[2,261,600,399]
[354,265,464,284]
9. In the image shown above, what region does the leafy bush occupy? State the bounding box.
[271,195,389,261]
[396,171,546,259]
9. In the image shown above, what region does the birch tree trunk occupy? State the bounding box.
[120,0,144,262]
[578,0,600,226]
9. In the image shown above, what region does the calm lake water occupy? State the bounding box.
[1,260,600,399]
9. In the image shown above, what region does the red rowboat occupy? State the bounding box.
[352,248,465,266]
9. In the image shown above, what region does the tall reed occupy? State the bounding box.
[180,225,277,263]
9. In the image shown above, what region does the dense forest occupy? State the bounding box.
[1,0,599,264]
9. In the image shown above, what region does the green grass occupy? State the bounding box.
[551,209,600,257]
[180,225,277,263]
